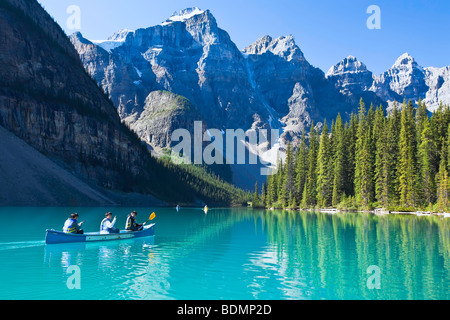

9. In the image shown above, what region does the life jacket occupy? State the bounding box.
[100,218,110,232]
[126,215,137,230]
[63,218,77,234]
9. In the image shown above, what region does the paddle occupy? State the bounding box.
[142,212,156,226]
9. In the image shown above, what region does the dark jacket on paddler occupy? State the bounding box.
[125,215,142,231]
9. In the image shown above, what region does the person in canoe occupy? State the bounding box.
[63,213,85,234]
[100,212,119,234]
[125,211,144,232]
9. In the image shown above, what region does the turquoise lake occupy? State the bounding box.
[0,207,449,300]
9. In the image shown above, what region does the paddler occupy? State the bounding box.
[100,212,119,234]
[63,213,85,234]
[125,211,143,231]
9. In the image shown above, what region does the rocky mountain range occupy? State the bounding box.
[70,8,352,149]
[0,0,244,205]
[71,7,450,151]
[69,7,450,189]
[326,53,450,112]
[0,1,448,199]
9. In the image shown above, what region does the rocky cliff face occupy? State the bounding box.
[423,66,450,110]
[325,55,385,111]
[72,8,450,135]
[123,90,204,152]
[371,53,428,107]
[69,6,450,189]
[327,53,450,111]
[242,34,353,143]
[71,10,357,149]
[326,56,374,95]
[0,0,183,203]
[71,9,274,133]
[0,125,118,206]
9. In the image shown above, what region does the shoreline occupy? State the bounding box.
[262,207,450,218]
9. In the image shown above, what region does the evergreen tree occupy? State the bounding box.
[415,99,428,149]
[354,98,374,208]
[316,120,333,207]
[266,172,276,207]
[275,158,284,204]
[281,142,295,207]
[253,182,259,207]
[374,106,389,207]
[302,122,319,207]
[437,123,450,211]
[289,190,296,209]
[386,102,401,203]
[294,131,308,203]
[436,154,449,211]
[332,114,346,206]
[418,119,437,205]
[261,183,266,207]
[344,113,358,196]
[398,101,418,207]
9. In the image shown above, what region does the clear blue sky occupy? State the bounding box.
[38,0,450,75]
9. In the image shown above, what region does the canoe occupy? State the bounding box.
[45,224,155,245]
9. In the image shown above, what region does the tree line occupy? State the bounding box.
[255,99,450,212]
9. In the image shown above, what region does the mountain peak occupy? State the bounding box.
[326,55,369,77]
[108,29,134,41]
[243,34,304,61]
[161,7,205,25]
[393,53,415,68]
[69,31,94,46]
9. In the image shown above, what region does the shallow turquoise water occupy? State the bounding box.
[0,207,449,300]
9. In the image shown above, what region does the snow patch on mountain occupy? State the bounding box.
[90,40,124,53]
[108,29,134,41]
[91,29,134,53]
[161,7,204,25]
[134,67,142,78]
[326,55,369,77]
[243,35,305,62]
[392,53,419,69]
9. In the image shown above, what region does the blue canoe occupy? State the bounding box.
[45,224,155,244]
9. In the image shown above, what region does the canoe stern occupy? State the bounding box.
[45,229,86,244]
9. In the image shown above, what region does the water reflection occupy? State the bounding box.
[37,209,450,299]
[250,211,450,299]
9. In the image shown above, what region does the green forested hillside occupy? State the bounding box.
[258,99,450,212]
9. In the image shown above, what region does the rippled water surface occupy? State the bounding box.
[0,207,449,300]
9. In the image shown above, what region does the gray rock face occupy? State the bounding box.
[0,125,116,206]
[423,66,450,109]
[243,35,306,63]
[70,9,355,150]
[124,90,204,152]
[326,55,374,95]
[70,8,450,160]
[327,53,450,111]
[243,35,315,117]
[71,9,273,134]
[326,55,385,112]
[372,53,428,107]
[0,0,169,198]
